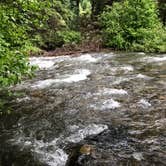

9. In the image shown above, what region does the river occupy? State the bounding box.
[0,52,166,166]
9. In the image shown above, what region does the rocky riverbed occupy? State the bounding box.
[0,52,166,166]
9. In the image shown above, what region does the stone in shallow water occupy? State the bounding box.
[80,144,94,155]
[158,95,166,100]
[66,124,108,143]
[132,152,144,161]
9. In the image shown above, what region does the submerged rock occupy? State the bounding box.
[80,144,94,155]
[132,152,144,161]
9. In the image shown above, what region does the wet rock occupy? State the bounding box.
[80,144,94,155]
[158,95,166,100]
[30,90,45,98]
[132,152,144,161]
[66,144,96,166]
[66,124,108,143]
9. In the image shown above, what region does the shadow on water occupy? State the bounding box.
[0,52,166,166]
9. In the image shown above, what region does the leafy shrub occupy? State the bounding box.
[99,0,166,52]
[0,0,77,87]
[40,30,81,50]
[29,0,76,48]
[0,4,34,88]
[0,46,34,87]
[80,0,92,16]
[56,30,81,45]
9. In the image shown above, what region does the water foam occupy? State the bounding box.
[137,52,145,55]
[30,57,56,69]
[11,137,68,166]
[143,56,166,63]
[136,74,152,80]
[29,56,70,69]
[97,88,128,96]
[31,69,91,89]
[73,54,98,63]
[90,99,121,110]
[16,96,31,103]
[100,99,121,109]
[118,66,134,71]
[138,99,151,108]
[33,139,68,166]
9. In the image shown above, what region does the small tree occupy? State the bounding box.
[99,0,166,52]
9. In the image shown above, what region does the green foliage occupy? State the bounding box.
[99,0,166,52]
[24,0,80,49]
[0,45,34,87]
[158,0,166,25]
[0,0,76,48]
[56,30,81,45]
[39,30,81,50]
[0,0,78,87]
[80,0,92,16]
[0,2,36,87]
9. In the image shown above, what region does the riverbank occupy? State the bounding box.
[29,39,166,58]
[37,47,103,58]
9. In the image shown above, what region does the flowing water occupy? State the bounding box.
[0,52,166,166]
